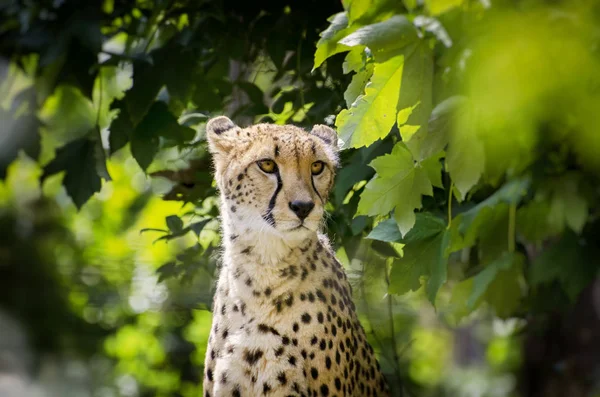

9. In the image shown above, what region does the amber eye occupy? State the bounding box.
[257,159,277,173]
[311,161,325,175]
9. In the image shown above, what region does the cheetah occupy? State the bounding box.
[202,116,390,397]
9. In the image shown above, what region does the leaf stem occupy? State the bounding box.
[447,181,454,228]
[96,70,103,128]
[384,264,402,382]
[508,203,516,253]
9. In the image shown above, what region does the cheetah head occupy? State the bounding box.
[206,116,338,240]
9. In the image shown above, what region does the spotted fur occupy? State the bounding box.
[203,117,390,397]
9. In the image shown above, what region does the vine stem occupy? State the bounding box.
[447,181,454,229]
[508,203,516,253]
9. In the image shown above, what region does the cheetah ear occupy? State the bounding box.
[310,125,339,151]
[206,116,240,155]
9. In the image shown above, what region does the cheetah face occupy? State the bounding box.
[206,116,339,239]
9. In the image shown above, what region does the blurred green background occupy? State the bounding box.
[0,0,599,396]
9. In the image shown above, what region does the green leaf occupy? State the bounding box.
[426,0,464,16]
[449,252,524,322]
[190,218,212,236]
[371,240,401,258]
[93,65,133,130]
[389,228,449,304]
[338,15,418,52]
[42,137,103,208]
[367,218,402,242]
[401,212,446,243]
[368,212,446,244]
[345,0,405,25]
[457,176,530,236]
[166,215,184,233]
[548,175,588,234]
[123,59,164,124]
[108,100,134,155]
[421,152,443,188]
[336,53,405,148]
[344,63,374,107]
[405,96,465,162]
[157,262,179,283]
[531,231,598,301]
[395,42,434,160]
[0,104,41,178]
[466,252,516,308]
[39,85,96,143]
[484,256,523,318]
[333,139,389,206]
[343,47,367,74]
[357,143,437,235]
[314,12,355,70]
[425,229,450,304]
[516,200,555,242]
[446,103,485,198]
[93,134,111,181]
[130,102,195,170]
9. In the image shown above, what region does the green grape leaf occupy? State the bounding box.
[338,15,418,52]
[357,143,438,236]
[389,228,449,304]
[336,53,404,148]
[344,63,374,107]
[314,12,356,70]
[42,137,104,208]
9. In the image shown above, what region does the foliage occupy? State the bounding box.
[1,0,600,396]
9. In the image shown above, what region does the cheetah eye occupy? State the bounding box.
[311,161,325,176]
[257,159,277,174]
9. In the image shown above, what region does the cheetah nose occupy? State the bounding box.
[289,200,315,221]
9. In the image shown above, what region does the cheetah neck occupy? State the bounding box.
[220,209,317,267]
[218,210,324,307]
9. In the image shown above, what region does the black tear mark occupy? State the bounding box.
[311,176,323,203]
[262,170,282,227]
